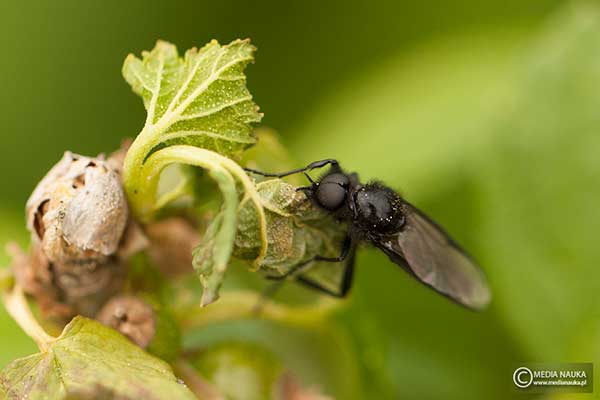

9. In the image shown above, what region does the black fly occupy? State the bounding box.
[246,159,491,310]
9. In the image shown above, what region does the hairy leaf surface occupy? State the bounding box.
[123,39,261,157]
[234,179,347,289]
[122,39,262,220]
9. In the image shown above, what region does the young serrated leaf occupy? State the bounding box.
[0,317,195,400]
[123,39,260,155]
[192,167,239,306]
[123,39,262,218]
[234,179,347,281]
[122,41,183,125]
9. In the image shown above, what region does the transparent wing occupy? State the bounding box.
[374,201,491,310]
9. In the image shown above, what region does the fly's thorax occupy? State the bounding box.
[353,183,405,233]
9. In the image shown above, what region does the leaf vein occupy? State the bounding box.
[164,46,213,116]
[164,54,253,127]
[176,95,253,121]
[146,51,165,125]
[159,130,255,145]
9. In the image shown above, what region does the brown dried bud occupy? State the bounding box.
[26,151,128,265]
[96,295,156,348]
[18,151,137,319]
[116,219,149,260]
[51,259,125,317]
[9,243,71,318]
[146,217,200,277]
[10,242,124,319]
[105,138,132,175]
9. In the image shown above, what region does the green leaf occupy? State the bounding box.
[192,167,239,306]
[0,316,195,400]
[122,39,261,219]
[234,179,347,286]
[120,40,271,304]
[123,39,260,153]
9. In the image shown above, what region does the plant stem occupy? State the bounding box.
[141,145,268,264]
[122,125,157,220]
[2,284,55,351]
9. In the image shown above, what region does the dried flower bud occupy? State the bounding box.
[51,259,125,317]
[18,151,134,319]
[10,242,124,318]
[26,151,128,265]
[9,243,71,318]
[97,295,182,361]
[146,217,200,277]
[117,219,149,259]
[97,295,156,348]
[105,138,132,175]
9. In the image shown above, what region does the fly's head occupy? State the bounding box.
[312,172,351,211]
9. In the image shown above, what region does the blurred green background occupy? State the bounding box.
[2,1,600,399]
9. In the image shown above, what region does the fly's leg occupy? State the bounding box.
[264,236,352,281]
[244,159,339,179]
[254,235,352,312]
[296,246,356,298]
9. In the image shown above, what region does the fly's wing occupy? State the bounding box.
[374,202,491,310]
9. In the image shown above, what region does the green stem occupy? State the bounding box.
[136,145,268,265]
[122,125,158,220]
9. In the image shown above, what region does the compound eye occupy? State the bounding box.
[320,173,349,187]
[316,182,346,210]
